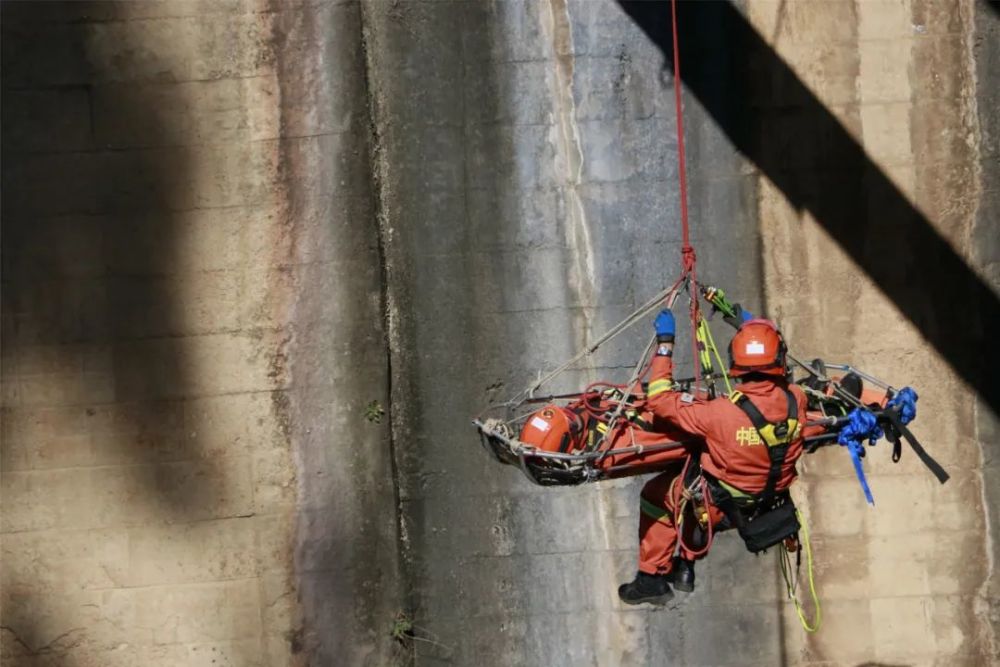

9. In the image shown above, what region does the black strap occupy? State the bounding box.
[732,390,798,508]
[880,409,950,484]
[887,424,903,462]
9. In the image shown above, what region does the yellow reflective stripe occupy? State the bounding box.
[640,497,672,524]
[596,422,609,434]
[729,390,744,404]
[648,378,673,397]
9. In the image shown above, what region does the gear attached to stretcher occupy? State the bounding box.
[473,280,948,502]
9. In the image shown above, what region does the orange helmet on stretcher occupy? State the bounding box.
[519,405,586,453]
[729,319,788,377]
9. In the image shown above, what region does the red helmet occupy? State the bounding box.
[519,405,585,453]
[729,319,787,377]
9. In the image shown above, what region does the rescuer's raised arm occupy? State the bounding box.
[642,309,714,437]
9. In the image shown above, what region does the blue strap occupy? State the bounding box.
[847,441,874,505]
[838,409,879,505]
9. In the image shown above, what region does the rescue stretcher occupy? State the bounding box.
[472,281,947,495]
[474,360,910,487]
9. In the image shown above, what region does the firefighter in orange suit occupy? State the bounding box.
[618,309,814,606]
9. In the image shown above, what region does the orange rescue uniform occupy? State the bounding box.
[634,352,820,574]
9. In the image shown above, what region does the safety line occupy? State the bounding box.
[668,0,702,395]
[670,0,692,265]
[779,510,822,632]
[509,277,684,407]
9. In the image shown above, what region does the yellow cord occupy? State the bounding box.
[699,318,733,395]
[779,510,821,632]
[695,319,712,377]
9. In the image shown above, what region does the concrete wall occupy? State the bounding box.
[0,1,403,665]
[973,0,1000,656]
[361,1,775,665]
[2,1,997,666]
[746,0,999,664]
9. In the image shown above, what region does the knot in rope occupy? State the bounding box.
[681,245,697,274]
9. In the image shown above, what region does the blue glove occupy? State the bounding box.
[654,309,675,342]
[887,387,918,425]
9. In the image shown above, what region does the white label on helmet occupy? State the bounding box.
[529,416,551,432]
[746,342,766,355]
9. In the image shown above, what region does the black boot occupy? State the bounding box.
[618,572,674,606]
[666,558,695,593]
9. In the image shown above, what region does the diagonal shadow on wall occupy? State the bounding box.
[617,0,1000,415]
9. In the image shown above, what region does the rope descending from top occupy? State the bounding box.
[668,0,702,392]
[670,0,693,276]
[506,0,706,411]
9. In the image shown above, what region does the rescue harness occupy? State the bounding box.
[728,388,799,509]
[707,390,801,556]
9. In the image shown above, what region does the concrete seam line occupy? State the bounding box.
[357,0,414,637]
[965,0,998,660]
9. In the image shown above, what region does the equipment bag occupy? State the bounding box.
[736,499,800,553]
[706,476,800,553]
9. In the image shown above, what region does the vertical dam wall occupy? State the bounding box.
[2,1,997,665]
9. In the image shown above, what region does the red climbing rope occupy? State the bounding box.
[666,456,715,558]
[665,0,716,558]
[670,0,694,275]
[668,0,703,390]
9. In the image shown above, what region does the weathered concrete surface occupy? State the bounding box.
[746,0,999,664]
[361,1,775,665]
[972,0,1000,657]
[0,1,402,665]
[2,0,998,666]
[270,2,405,665]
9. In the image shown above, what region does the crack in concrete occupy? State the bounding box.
[965,0,998,657]
[1,625,86,655]
[357,0,413,646]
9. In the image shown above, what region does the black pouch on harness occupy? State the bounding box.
[736,499,799,553]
